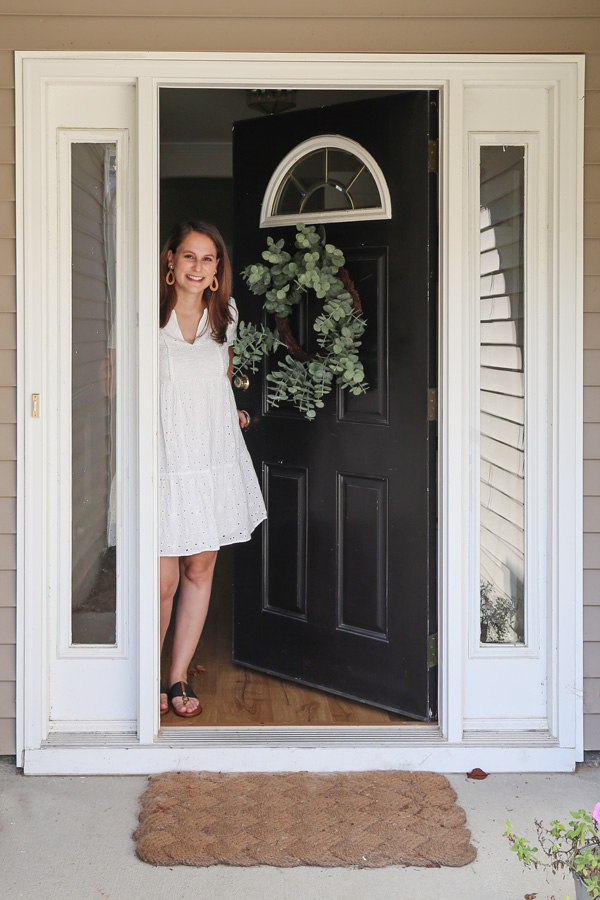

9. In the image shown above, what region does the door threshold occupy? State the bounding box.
[158,723,442,746]
[25,727,574,775]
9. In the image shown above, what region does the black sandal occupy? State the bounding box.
[168,681,202,718]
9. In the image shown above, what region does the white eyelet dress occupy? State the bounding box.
[159,299,266,557]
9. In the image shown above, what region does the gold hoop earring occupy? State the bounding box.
[166,267,175,286]
[210,274,219,292]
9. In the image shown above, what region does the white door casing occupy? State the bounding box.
[16,54,583,773]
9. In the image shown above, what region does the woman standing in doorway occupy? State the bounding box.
[159,221,266,717]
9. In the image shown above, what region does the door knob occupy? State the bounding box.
[234,373,250,391]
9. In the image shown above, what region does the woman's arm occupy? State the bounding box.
[229,346,249,429]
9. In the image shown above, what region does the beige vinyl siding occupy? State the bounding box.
[0,1,598,754]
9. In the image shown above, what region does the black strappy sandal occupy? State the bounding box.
[168,681,202,718]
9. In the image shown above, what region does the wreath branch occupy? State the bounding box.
[274,315,313,363]
[234,223,369,420]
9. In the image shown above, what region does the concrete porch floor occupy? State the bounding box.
[1,756,599,900]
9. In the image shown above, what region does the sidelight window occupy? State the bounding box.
[70,143,118,645]
[478,145,526,645]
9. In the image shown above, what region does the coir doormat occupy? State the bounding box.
[134,770,477,868]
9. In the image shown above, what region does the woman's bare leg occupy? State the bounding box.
[168,549,218,715]
[159,555,180,712]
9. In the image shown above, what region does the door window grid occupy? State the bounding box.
[261,135,392,227]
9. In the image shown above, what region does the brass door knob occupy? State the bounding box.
[234,373,250,391]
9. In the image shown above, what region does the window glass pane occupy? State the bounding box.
[273,146,381,218]
[71,143,117,645]
[303,183,353,213]
[479,145,525,645]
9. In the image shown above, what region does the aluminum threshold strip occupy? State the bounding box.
[42,725,558,749]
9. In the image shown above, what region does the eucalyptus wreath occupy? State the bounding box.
[232,224,368,419]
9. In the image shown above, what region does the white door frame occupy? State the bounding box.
[16,52,584,773]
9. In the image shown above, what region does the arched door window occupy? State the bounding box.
[260,135,391,227]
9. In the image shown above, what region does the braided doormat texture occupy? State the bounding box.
[134,770,477,868]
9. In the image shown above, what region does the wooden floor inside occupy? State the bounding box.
[161,549,421,728]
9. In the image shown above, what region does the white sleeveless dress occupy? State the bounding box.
[159,299,266,557]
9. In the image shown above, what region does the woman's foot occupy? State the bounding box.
[168,680,202,717]
[160,681,169,715]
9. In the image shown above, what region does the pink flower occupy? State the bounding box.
[593,802,600,825]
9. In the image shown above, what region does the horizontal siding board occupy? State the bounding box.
[0,276,15,313]
[0,90,13,128]
[585,681,600,722]
[3,1,600,16]
[0,424,16,460]
[586,238,600,274]
[587,91,600,122]
[0,312,16,350]
[0,717,15,755]
[584,386,600,422]
[585,678,600,714]
[0,17,598,54]
[585,276,600,313]
[0,461,15,497]
[585,569,600,604]
[585,424,600,458]
[0,642,15,679]
[585,608,600,643]
[0,534,16,569]
[0,350,16,386]
[587,167,600,203]
[584,496,600,532]
[480,390,524,423]
[0,51,14,89]
[586,202,600,236]
[0,164,14,202]
[585,460,600,495]
[584,642,600,677]
[0,200,15,238]
[0,680,15,714]
[584,533,600,568]
[585,313,600,349]
[0,128,14,165]
[0,238,14,276]
[585,350,600,385]
[587,54,600,89]
[0,606,15,642]
[0,386,15,423]
[0,570,16,606]
[586,129,600,165]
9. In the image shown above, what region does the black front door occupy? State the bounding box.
[232,92,438,720]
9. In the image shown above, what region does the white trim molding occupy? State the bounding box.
[15,52,584,774]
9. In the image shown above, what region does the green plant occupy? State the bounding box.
[505,806,600,899]
[480,579,518,642]
[233,224,369,420]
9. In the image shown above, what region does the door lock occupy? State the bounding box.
[234,374,250,391]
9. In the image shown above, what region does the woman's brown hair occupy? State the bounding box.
[159,221,233,343]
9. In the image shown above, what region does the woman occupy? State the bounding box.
[159,221,266,717]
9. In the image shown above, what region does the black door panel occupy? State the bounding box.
[232,92,438,719]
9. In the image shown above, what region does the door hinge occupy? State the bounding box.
[427,388,438,421]
[428,139,439,174]
[428,633,438,669]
